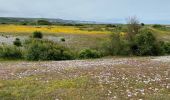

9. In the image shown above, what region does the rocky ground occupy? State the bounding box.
[0,56,169,100]
[0,35,63,45]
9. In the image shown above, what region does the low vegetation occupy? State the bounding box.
[33,31,43,39]
[0,17,170,60]
[163,42,170,54]
[79,48,101,59]
[60,37,65,42]
[0,32,75,61]
[25,39,74,61]
[105,17,170,56]
[0,45,23,59]
[13,38,22,47]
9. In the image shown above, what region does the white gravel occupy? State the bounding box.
[151,56,170,62]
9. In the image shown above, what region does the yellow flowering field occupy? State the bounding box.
[0,25,110,35]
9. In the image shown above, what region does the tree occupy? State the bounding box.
[127,16,141,41]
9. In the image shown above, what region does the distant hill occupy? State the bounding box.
[0,17,96,25]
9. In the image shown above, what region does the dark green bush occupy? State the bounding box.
[37,20,52,25]
[79,49,101,59]
[152,24,162,28]
[13,38,22,47]
[106,24,116,27]
[106,27,166,56]
[60,37,65,42]
[25,39,74,61]
[33,31,43,39]
[134,29,161,56]
[141,23,145,26]
[152,24,167,30]
[20,22,28,25]
[163,42,170,54]
[0,46,23,59]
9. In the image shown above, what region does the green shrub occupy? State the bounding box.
[0,46,23,59]
[60,37,65,42]
[152,24,162,28]
[13,38,22,47]
[163,42,170,54]
[37,20,52,25]
[106,28,165,56]
[104,18,169,56]
[152,24,167,30]
[106,30,131,56]
[20,22,28,25]
[134,29,161,56]
[106,24,116,27]
[118,40,131,55]
[79,49,100,59]
[107,32,121,55]
[141,23,145,26]
[33,31,43,39]
[25,39,74,61]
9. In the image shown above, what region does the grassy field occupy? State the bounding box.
[0,24,111,52]
[0,57,169,100]
[149,27,170,41]
[0,24,170,53]
[1,24,170,51]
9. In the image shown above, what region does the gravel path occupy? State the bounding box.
[151,56,170,62]
[0,56,169,79]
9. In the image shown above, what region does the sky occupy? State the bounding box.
[0,0,170,24]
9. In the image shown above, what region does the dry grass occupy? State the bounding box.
[149,27,170,41]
